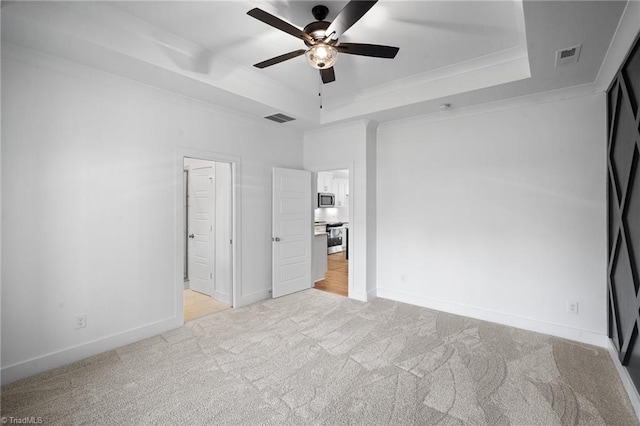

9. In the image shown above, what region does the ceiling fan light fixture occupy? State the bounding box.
[305,44,337,69]
[248,2,399,84]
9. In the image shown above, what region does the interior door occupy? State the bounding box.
[272,167,312,298]
[188,166,214,296]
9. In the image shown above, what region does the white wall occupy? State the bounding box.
[304,120,377,301]
[377,94,608,345]
[1,46,303,383]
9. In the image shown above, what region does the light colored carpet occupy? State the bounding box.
[1,289,638,425]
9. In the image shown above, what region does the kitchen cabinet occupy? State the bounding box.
[317,172,349,209]
[312,233,327,282]
[317,172,333,193]
[333,178,348,207]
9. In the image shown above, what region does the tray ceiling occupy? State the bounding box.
[0,1,629,129]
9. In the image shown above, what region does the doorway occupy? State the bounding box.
[183,157,232,321]
[313,169,350,297]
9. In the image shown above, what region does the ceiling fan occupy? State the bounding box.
[247,0,399,84]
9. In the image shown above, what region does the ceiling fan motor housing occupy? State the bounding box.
[303,21,335,46]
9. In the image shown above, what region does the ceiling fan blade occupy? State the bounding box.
[325,0,377,39]
[336,43,399,59]
[254,49,306,69]
[247,8,312,43]
[320,67,336,84]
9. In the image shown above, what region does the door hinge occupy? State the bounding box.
[210,225,213,232]
[230,239,233,244]
[210,272,212,279]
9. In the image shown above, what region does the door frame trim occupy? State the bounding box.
[175,147,241,322]
[306,162,354,299]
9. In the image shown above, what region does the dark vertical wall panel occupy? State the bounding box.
[608,33,640,391]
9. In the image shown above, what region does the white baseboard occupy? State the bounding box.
[376,287,608,347]
[350,290,368,302]
[366,287,378,302]
[1,317,181,386]
[236,289,271,308]
[607,340,640,420]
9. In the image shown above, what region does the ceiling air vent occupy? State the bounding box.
[555,44,582,67]
[264,113,296,124]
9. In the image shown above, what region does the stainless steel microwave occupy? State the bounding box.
[318,193,335,208]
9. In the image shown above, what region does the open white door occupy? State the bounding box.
[187,166,214,296]
[272,167,312,298]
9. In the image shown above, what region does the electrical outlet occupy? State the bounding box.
[567,301,579,315]
[75,313,87,329]
[401,275,407,283]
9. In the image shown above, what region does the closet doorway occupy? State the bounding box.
[183,157,232,321]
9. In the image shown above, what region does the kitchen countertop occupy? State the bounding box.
[314,221,349,235]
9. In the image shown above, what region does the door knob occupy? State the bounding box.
[188,234,195,239]
[273,237,281,242]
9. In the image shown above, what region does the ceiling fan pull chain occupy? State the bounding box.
[319,75,323,109]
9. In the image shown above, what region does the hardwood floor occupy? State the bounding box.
[314,251,348,297]
[183,289,230,322]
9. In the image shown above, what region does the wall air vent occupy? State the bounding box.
[264,113,296,123]
[555,44,582,67]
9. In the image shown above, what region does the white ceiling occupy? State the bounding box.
[109,1,524,96]
[0,1,629,130]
